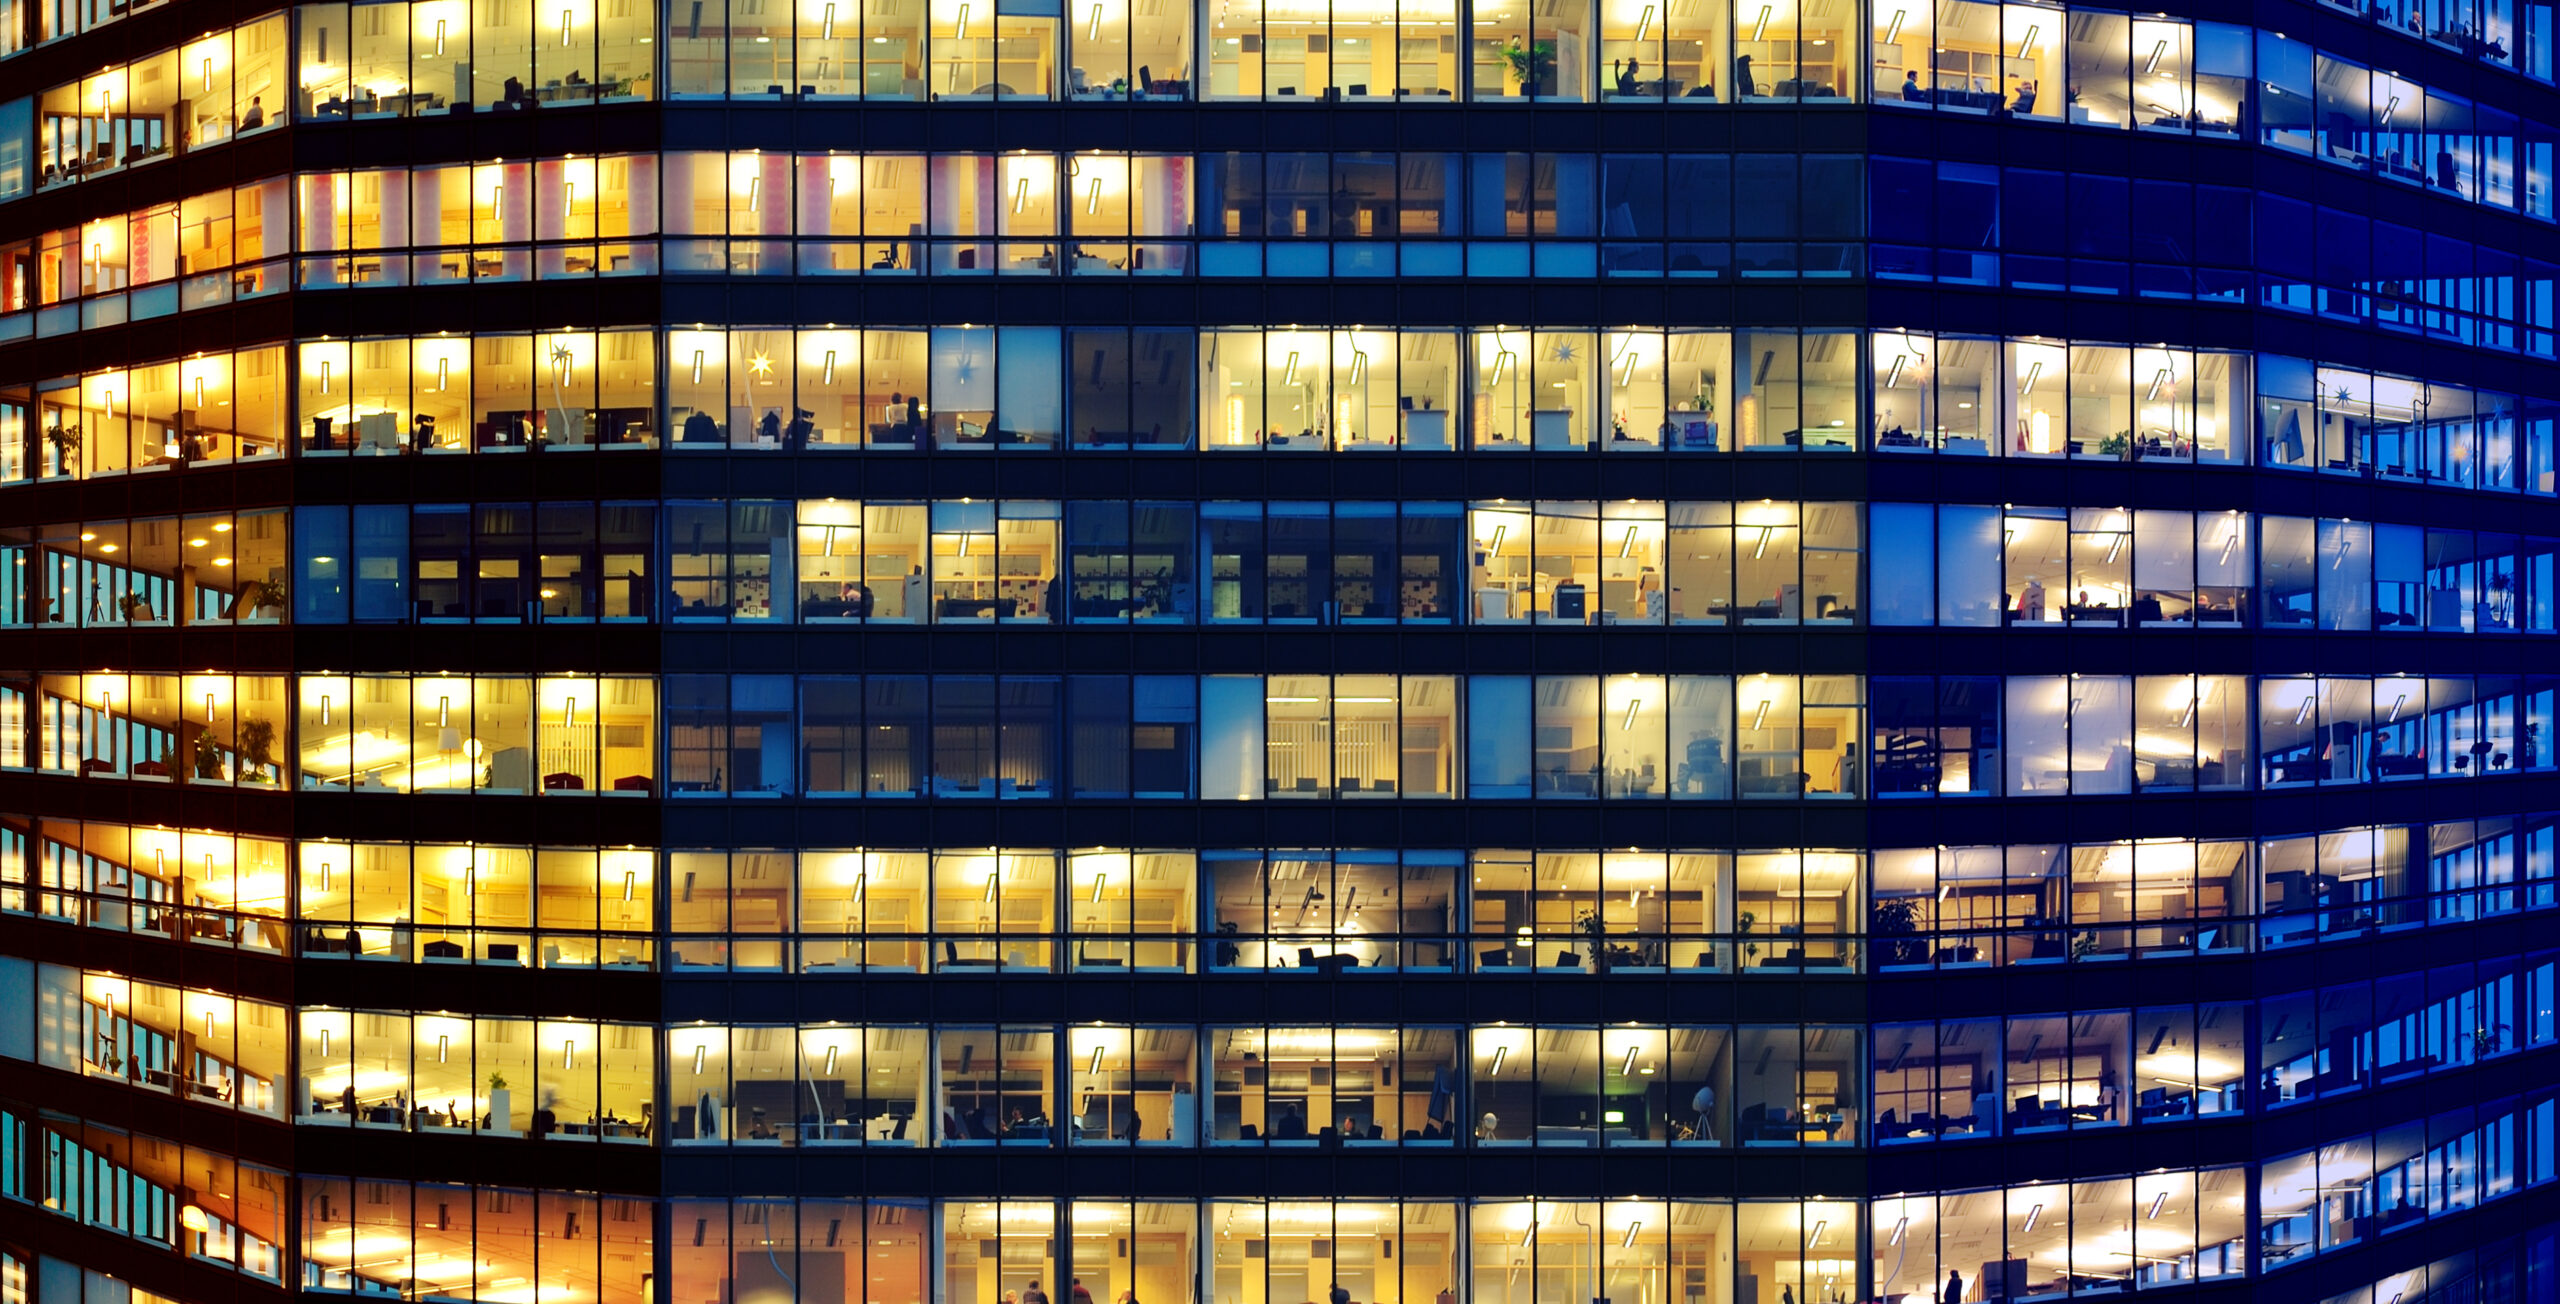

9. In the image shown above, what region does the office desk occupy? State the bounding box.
[1747,1114,1843,1141]
[1402,409,1450,449]
[1927,87,2007,110]
[1532,1125,1637,1146]
[1531,409,1577,448]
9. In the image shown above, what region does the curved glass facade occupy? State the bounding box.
[5,0,2560,1292]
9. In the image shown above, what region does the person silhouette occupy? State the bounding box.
[1944,1270,1965,1303]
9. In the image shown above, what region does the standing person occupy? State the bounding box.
[1943,1270,1965,1303]
[1070,1280,1094,1304]
[1024,1281,1049,1304]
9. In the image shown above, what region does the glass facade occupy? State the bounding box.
[4,0,2560,1298]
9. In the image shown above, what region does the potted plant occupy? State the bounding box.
[1499,37,1556,95]
[1575,908,1609,969]
[191,729,225,780]
[43,422,78,474]
[1735,910,1758,964]
[2098,431,2132,460]
[486,1071,513,1132]
[244,579,286,618]
[236,718,277,782]
[115,591,145,622]
[1869,897,1929,966]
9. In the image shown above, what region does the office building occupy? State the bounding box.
[2,0,2560,1300]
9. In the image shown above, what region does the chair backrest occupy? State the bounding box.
[1555,950,1579,968]
[1300,946,1321,966]
[1239,1123,1259,1140]
[891,1115,910,1139]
